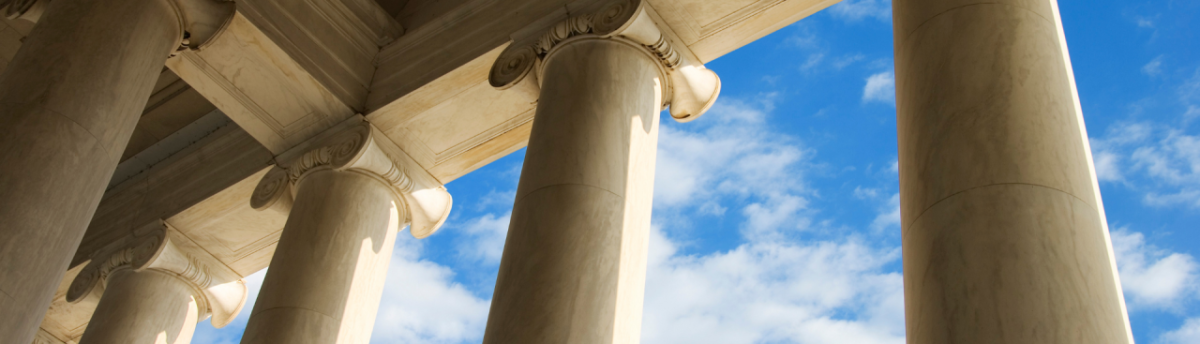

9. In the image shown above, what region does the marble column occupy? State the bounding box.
[892,0,1133,343]
[67,222,248,344]
[483,1,718,343]
[78,270,201,344]
[242,120,452,344]
[0,0,181,341]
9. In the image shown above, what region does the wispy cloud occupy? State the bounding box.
[371,237,490,344]
[1144,55,1165,76]
[1112,228,1198,311]
[643,227,904,344]
[828,0,892,22]
[1161,317,1200,344]
[454,213,511,265]
[869,193,901,232]
[863,71,896,105]
[1091,117,1200,208]
[645,97,904,342]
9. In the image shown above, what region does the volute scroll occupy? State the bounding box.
[66,221,248,328]
[250,118,453,239]
[489,0,720,122]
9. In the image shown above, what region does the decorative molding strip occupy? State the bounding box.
[488,0,720,122]
[66,221,248,329]
[250,117,453,239]
[434,108,535,166]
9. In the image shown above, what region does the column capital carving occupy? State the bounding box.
[164,0,236,52]
[65,221,248,328]
[489,0,720,122]
[250,117,454,239]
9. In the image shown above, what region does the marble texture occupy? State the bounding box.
[0,0,180,342]
[240,169,402,344]
[892,0,1132,342]
[75,269,200,344]
[482,37,661,344]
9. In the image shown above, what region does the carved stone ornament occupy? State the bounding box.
[250,117,454,239]
[66,221,248,328]
[489,0,720,122]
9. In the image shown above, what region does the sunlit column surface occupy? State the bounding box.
[241,121,452,344]
[892,0,1134,342]
[67,223,247,344]
[482,1,719,342]
[484,36,662,344]
[77,270,202,344]
[0,0,182,341]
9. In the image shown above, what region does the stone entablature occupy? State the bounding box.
[250,116,453,238]
[65,221,247,328]
[489,0,720,122]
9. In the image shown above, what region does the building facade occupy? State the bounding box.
[0,0,1133,343]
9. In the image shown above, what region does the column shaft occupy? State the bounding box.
[0,0,180,341]
[892,0,1132,343]
[241,169,401,344]
[483,38,661,344]
[77,269,201,344]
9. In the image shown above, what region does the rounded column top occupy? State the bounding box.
[488,0,720,123]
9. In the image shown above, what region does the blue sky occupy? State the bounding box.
[193,1,1200,343]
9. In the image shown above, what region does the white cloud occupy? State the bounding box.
[1111,228,1198,311]
[833,54,867,70]
[828,0,892,22]
[643,227,904,344]
[455,213,511,265]
[869,193,901,232]
[801,53,825,72]
[1091,121,1200,208]
[645,97,905,342]
[863,71,896,105]
[371,237,491,344]
[1161,317,1200,344]
[854,186,880,199]
[1132,131,1200,207]
[655,97,807,213]
[1144,56,1164,76]
[1136,17,1155,28]
[1094,150,1124,182]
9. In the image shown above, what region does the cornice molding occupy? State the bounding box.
[250,117,453,239]
[489,0,720,122]
[66,221,248,328]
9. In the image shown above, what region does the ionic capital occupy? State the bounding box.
[66,221,248,328]
[250,117,453,239]
[489,0,720,122]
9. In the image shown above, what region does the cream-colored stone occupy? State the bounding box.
[76,269,200,344]
[65,223,246,344]
[482,29,664,344]
[904,184,1127,343]
[893,0,1132,343]
[240,170,402,344]
[166,11,355,154]
[0,0,181,341]
[240,120,450,344]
